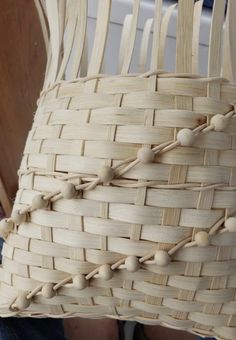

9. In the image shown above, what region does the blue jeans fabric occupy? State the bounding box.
[203,0,214,8]
[0,317,66,340]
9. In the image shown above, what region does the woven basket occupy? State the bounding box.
[1,0,236,339]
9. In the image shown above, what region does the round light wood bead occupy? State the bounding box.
[154,250,171,267]
[137,147,155,164]
[211,114,228,132]
[225,217,236,232]
[31,194,48,210]
[61,182,77,199]
[194,231,210,247]
[73,274,88,290]
[177,128,195,146]
[41,283,55,298]
[15,292,31,310]
[98,166,114,183]
[98,264,113,280]
[11,209,26,225]
[125,255,140,272]
[0,218,13,238]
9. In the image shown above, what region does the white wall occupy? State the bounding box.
[87,0,211,75]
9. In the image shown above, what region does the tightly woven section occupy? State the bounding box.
[0,0,236,339]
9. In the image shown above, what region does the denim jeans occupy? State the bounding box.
[0,317,66,340]
[203,0,214,8]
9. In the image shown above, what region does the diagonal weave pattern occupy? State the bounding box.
[0,1,236,339]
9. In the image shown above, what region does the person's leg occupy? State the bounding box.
[138,324,196,340]
[64,317,120,340]
[64,318,208,340]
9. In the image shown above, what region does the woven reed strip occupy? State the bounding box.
[117,0,142,312]
[170,0,198,325]
[199,1,229,333]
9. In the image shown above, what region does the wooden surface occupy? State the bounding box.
[0,0,46,213]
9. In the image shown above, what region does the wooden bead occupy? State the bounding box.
[211,114,228,131]
[31,194,48,210]
[125,256,140,272]
[61,182,77,199]
[225,217,236,232]
[11,209,26,225]
[154,250,171,267]
[15,292,31,310]
[137,147,155,164]
[0,218,13,238]
[194,231,210,247]
[98,264,113,280]
[73,274,88,290]
[41,283,55,298]
[98,166,114,183]
[177,128,195,146]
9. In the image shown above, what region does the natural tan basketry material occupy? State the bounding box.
[0,0,236,339]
